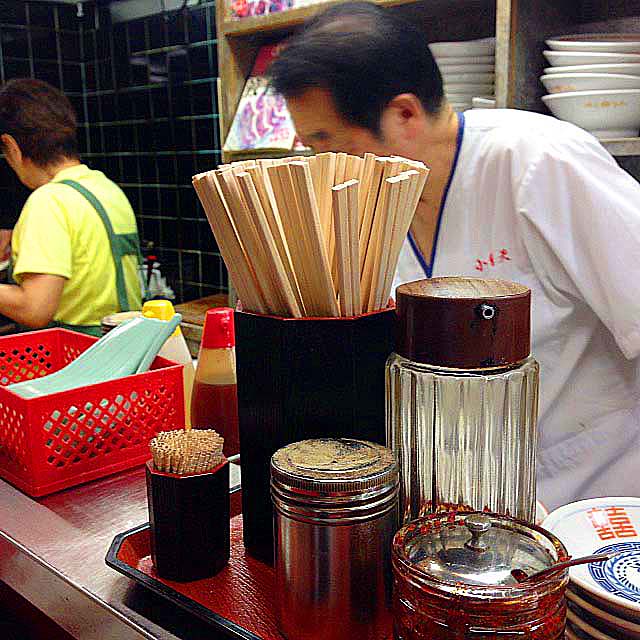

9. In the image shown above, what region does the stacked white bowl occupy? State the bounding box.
[541,35,640,139]
[430,37,495,112]
[543,498,640,640]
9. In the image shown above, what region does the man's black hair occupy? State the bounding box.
[268,1,443,134]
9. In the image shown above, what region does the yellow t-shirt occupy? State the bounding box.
[11,164,142,327]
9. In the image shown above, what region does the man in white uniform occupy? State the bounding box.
[269,2,640,508]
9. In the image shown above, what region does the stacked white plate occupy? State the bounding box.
[541,35,640,139]
[430,37,495,112]
[543,497,640,639]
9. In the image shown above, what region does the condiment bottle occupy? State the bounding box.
[392,512,569,639]
[271,438,399,640]
[143,300,195,428]
[191,308,239,457]
[386,277,539,523]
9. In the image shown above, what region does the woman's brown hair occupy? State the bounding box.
[0,78,78,167]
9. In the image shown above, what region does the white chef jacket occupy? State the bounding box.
[393,109,640,510]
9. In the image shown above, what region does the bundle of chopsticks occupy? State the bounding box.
[150,429,225,475]
[193,153,429,318]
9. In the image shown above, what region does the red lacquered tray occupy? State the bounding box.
[106,515,394,639]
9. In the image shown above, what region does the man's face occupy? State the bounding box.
[286,87,391,156]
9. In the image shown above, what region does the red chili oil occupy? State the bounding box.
[392,513,569,640]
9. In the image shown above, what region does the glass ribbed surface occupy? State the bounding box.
[386,354,539,524]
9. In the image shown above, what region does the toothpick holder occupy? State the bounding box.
[145,459,230,582]
[235,306,396,563]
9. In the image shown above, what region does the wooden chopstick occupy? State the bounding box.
[246,165,304,311]
[289,161,339,317]
[332,179,361,316]
[362,158,403,311]
[193,172,267,313]
[236,172,302,317]
[266,163,314,316]
[216,169,282,314]
[193,152,427,318]
[373,173,410,311]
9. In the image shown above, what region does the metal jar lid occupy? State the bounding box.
[393,512,569,590]
[395,277,531,369]
[271,438,398,497]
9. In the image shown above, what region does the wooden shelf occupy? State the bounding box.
[222,147,313,163]
[221,0,418,36]
[600,138,640,157]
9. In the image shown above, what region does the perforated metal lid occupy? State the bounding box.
[270,438,397,496]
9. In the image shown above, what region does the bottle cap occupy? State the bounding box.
[202,307,235,349]
[143,300,182,337]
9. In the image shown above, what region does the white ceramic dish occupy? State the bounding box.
[447,94,494,104]
[542,89,640,138]
[440,72,495,84]
[543,498,640,617]
[568,588,640,638]
[571,583,640,624]
[433,55,494,65]
[547,34,640,54]
[472,97,496,109]
[565,625,581,640]
[544,63,640,76]
[444,82,494,93]
[567,608,618,640]
[541,73,640,94]
[429,37,495,58]
[437,63,494,74]
[544,51,640,67]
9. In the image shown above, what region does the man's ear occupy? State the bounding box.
[380,93,426,141]
[1,134,22,168]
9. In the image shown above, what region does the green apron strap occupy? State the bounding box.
[58,179,135,312]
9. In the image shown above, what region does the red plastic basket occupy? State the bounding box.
[0,329,185,497]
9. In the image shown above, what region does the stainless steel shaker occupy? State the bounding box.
[386,277,539,523]
[271,438,399,640]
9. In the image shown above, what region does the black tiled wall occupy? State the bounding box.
[0,0,226,302]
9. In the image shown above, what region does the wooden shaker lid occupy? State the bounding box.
[396,277,531,369]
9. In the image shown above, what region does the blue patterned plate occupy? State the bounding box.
[543,498,640,618]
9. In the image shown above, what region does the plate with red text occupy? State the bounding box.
[544,498,640,619]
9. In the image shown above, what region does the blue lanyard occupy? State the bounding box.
[408,111,465,278]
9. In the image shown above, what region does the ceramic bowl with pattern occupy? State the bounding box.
[541,73,640,94]
[543,497,640,618]
[542,89,640,138]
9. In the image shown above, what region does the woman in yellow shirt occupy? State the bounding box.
[0,79,142,335]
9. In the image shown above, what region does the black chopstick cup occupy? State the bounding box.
[235,305,396,563]
[145,459,230,582]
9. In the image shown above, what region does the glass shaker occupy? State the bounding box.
[386,277,539,523]
[392,512,569,639]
